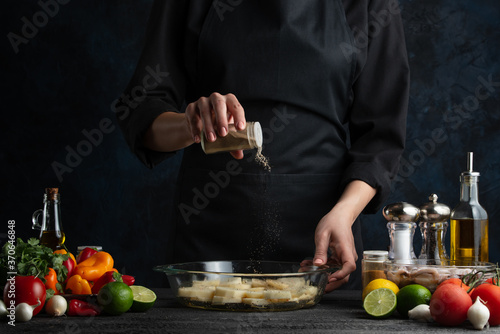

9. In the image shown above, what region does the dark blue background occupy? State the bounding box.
[2,0,499,288]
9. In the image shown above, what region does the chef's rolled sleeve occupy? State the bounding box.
[341,0,410,213]
[115,0,189,168]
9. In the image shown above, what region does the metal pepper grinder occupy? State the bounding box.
[418,194,450,262]
[383,202,420,262]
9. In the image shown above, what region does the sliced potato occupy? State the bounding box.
[264,289,292,303]
[242,298,269,307]
[178,286,216,302]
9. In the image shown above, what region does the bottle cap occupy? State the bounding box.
[418,194,450,223]
[77,245,103,252]
[363,250,388,260]
[383,202,420,222]
[249,122,263,148]
[461,152,480,178]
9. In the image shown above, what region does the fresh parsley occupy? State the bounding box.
[0,237,69,283]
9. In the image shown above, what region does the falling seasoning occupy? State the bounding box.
[255,147,271,172]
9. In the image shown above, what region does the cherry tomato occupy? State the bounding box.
[429,283,472,326]
[3,275,46,316]
[470,283,500,326]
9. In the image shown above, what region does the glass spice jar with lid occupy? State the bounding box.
[361,250,389,290]
[201,122,263,154]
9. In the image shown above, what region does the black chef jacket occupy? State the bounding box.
[117,0,409,289]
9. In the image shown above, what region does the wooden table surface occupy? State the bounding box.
[3,289,500,333]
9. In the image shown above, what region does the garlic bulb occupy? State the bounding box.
[408,304,433,322]
[468,297,490,330]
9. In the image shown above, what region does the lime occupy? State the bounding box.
[362,278,400,300]
[363,288,397,318]
[129,285,157,312]
[97,281,134,315]
[396,284,431,318]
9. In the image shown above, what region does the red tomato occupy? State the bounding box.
[3,276,46,316]
[470,283,500,326]
[437,277,474,295]
[486,277,498,285]
[429,283,472,326]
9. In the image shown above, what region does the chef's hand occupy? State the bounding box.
[312,180,377,293]
[185,92,246,159]
[313,207,358,292]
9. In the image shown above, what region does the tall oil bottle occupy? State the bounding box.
[450,152,488,262]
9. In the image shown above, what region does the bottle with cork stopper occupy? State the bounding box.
[32,188,66,251]
[450,152,489,262]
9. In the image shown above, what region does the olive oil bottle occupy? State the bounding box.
[32,188,66,250]
[450,152,489,262]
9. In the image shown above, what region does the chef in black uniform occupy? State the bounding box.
[117,0,409,290]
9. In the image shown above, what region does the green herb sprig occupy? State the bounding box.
[0,237,69,283]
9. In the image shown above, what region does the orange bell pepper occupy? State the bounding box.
[65,274,92,294]
[73,251,114,282]
[44,268,62,295]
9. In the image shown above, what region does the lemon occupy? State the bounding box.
[362,278,399,300]
[363,288,397,318]
[129,285,157,312]
[97,282,134,315]
[396,284,431,318]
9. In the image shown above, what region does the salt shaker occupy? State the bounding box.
[383,202,420,262]
[418,194,450,262]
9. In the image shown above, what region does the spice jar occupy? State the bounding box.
[418,194,450,262]
[361,250,388,290]
[201,122,263,154]
[383,202,420,262]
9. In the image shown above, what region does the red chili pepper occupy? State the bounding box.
[76,247,99,264]
[91,271,134,294]
[122,274,135,286]
[63,257,76,282]
[67,299,101,316]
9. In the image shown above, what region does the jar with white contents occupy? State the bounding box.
[383,202,420,262]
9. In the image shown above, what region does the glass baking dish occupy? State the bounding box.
[384,259,497,292]
[154,260,339,311]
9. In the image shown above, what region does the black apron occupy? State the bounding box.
[173,0,362,289]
